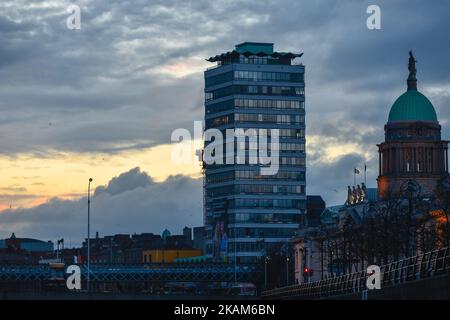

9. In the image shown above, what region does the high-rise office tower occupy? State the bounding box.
[204,42,306,263]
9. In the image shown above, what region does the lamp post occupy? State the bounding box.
[234,241,237,284]
[406,180,418,256]
[286,256,290,286]
[264,256,270,290]
[87,178,93,292]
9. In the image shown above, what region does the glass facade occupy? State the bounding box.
[204,43,306,263]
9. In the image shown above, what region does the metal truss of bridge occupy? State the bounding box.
[0,263,261,283]
[262,247,450,299]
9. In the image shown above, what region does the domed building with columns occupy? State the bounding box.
[377,51,449,199]
[289,53,449,285]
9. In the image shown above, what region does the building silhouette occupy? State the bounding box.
[204,42,306,263]
[0,233,54,264]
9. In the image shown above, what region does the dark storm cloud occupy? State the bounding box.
[94,167,154,196]
[0,167,202,243]
[0,0,449,208]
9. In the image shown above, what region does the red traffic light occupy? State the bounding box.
[303,267,313,276]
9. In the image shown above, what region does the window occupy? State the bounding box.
[262,86,268,94]
[295,87,304,95]
[205,85,304,101]
[234,98,304,110]
[234,113,304,125]
[205,92,213,101]
[248,85,258,93]
[230,228,298,238]
[233,70,304,83]
[205,99,234,114]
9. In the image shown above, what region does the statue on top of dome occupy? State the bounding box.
[408,51,417,81]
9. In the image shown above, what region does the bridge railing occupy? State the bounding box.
[261,246,450,299]
[0,263,262,283]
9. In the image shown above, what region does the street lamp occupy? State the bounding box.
[87,178,93,292]
[286,256,290,286]
[264,256,270,290]
[402,179,420,257]
[406,180,418,256]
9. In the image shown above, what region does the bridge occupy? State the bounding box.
[0,264,259,282]
[0,263,262,295]
[261,247,450,300]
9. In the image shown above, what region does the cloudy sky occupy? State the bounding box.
[0,0,449,244]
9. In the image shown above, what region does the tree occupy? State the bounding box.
[434,177,450,247]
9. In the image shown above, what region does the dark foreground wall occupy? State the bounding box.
[2,274,449,300]
[331,273,450,300]
[1,292,255,300]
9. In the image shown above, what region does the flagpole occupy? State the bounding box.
[364,163,367,184]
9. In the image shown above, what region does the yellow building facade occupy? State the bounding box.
[142,249,202,263]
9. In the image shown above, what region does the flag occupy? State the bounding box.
[354,168,360,174]
[364,163,367,173]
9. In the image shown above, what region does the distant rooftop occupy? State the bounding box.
[320,205,345,224]
[206,42,303,63]
[235,42,274,54]
[365,187,378,202]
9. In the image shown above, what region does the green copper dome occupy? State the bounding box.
[388,89,438,123]
[388,51,438,123]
